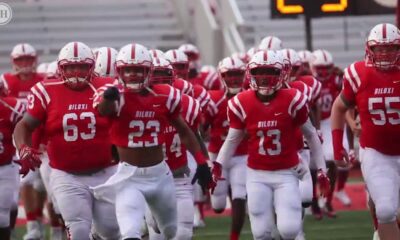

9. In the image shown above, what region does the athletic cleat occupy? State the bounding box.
[372,230,380,240]
[295,231,306,240]
[23,221,43,240]
[324,202,337,218]
[311,199,323,220]
[335,190,352,206]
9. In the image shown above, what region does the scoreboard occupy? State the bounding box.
[270,0,396,18]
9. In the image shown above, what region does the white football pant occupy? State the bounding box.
[360,147,400,224]
[114,161,177,239]
[50,165,120,240]
[320,119,348,161]
[247,167,302,240]
[39,152,60,214]
[146,175,194,240]
[0,163,19,227]
[210,153,247,210]
[298,150,313,205]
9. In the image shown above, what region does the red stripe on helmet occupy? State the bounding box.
[230,57,235,66]
[263,51,268,61]
[173,50,177,60]
[267,37,273,49]
[382,23,387,39]
[21,44,25,53]
[156,58,160,65]
[131,44,136,60]
[286,50,291,60]
[106,47,111,75]
[73,42,78,58]
[153,50,158,58]
[322,51,328,62]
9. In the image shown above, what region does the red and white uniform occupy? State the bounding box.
[317,74,347,161]
[192,71,223,91]
[298,75,321,106]
[216,88,309,239]
[191,84,210,111]
[27,78,114,172]
[228,89,309,170]
[172,78,193,96]
[0,72,45,100]
[164,94,201,171]
[95,84,181,239]
[206,90,248,210]
[341,60,400,224]
[0,97,24,227]
[26,77,120,239]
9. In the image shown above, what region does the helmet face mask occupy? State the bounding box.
[13,55,37,74]
[59,62,94,89]
[250,67,283,96]
[221,69,245,94]
[171,62,189,79]
[151,67,174,85]
[117,65,151,91]
[367,42,400,69]
[313,64,334,81]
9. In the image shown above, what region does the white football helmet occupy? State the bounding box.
[94,47,118,77]
[164,49,189,79]
[298,50,313,63]
[248,50,288,96]
[46,61,59,79]
[57,42,95,89]
[218,56,246,94]
[151,57,174,85]
[11,43,37,74]
[116,43,152,91]
[258,36,283,51]
[36,62,49,73]
[178,43,200,79]
[280,48,301,81]
[366,23,400,69]
[149,49,165,59]
[310,49,334,81]
[231,52,250,64]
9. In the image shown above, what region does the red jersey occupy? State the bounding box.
[192,71,223,90]
[27,77,114,172]
[228,89,309,170]
[298,75,322,105]
[1,72,45,100]
[288,81,313,150]
[206,90,247,155]
[317,74,341,120]
[164,94,201,170]
[172,78,193,95]
[192,84,210,111]
[109,84,181,149]
[0,97,25,165]
[342,60,400,155]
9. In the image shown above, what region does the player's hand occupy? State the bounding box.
[292,162,308,180]
[317,169,330,197]
[334,149,351,169]
[103,86,120,101]
[14,144,42,177]
[192,163,214,194]
[210,162,225,194]
[348,149,357,164]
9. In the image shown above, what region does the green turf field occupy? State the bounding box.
[15,210,373,240]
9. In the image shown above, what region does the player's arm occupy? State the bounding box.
[301,119,326,172]
[215,128,244,167]
[331,94,352,168]
[170,116,213,191]
[13,114,42,177]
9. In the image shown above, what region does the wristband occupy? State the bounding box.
[193,151,207,165]
[332,129,344,161]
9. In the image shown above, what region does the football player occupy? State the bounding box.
[92,43,213,240]
[331,23,400,240]
[13,42,121,240]
[0,88,24,240]
[1,43,47,240]
[212,50,326,240]
[145,56,208,240]
[311,49,351,217]
[206,56,248,240]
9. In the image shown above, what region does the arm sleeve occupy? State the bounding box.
[216,128,245,166]
[301,119,326,172]
[26,83,48,122]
